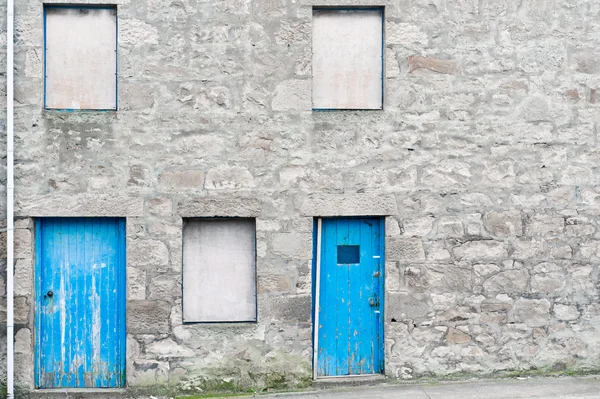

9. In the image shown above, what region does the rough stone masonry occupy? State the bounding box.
[1,0,600,393]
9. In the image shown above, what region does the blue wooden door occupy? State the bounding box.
[316,218,384,377]
[35,218,126,388]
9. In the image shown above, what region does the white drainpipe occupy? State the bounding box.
[6,0,15,395]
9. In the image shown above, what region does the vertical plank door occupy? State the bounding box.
[35,217,126,388]
[316,217,384,377]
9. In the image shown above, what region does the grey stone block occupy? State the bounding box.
[268,295,311,323]
[127,300,171,334]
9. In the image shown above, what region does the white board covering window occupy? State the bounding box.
[183,219,257,322]
[44,6,117,110]
[312,8,384,110]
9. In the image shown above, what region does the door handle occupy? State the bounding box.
[46,290,53,298]
[368,296,379,307]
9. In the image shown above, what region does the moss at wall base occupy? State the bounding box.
[396,365,600,386]
[126,362,312,399]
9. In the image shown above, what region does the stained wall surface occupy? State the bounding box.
[1,0,600,392]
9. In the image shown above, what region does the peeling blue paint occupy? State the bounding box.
[35,217,126,388]
[316,218,385,377]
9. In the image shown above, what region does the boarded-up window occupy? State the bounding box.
[44,6,117,110]
[183,219,257,322]
[312,8,383,110]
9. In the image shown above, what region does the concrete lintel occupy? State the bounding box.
[300,193,397,217]
[178,197,262,217]
[16,194,144,217]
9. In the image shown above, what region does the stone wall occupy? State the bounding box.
[2,0,600,392]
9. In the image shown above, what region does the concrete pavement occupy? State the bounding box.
[258,376,600,399]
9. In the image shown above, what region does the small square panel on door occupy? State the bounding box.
[314,218,385,377]
[35,218,126,388]
[337,245,360,264]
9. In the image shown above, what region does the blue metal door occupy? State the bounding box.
[315,218,384,377]
[35,218,126,388]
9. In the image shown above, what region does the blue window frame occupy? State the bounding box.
[43,5,118,111]
[312,7,385,111]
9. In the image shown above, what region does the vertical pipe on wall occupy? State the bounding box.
[312,218,322,380]
[6,0,15,394]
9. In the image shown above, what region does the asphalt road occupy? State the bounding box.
[258,376,600,399]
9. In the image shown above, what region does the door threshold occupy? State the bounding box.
[35,388,125,392]
[34,389,125,392]
[31,388,126,398]
[313,374,386,387]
